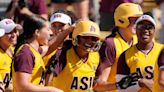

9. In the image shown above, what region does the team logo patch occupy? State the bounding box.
[3,61,7,65]
[90,25,96,32]
[93,64,97,71]
[5,20,13,25]
[134,58,139,62]
[53,14,62,18]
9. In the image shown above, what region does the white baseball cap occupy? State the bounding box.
[135,15,156,27]
[50,13,72,25]
[0,28,5,37]
[0,19,19,33]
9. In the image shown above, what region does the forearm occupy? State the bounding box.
[93,82,116,92]
[40,14,48,20]
[16,83,59,92]
[159,68,164,89]
[15,72,63,92]
[46,27,72,55]
[159,80,164,90]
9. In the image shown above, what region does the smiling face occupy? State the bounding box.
[136,20,155,44]
[0,28,18,46]
[51,22,65,35]
[6,28,18,45]
[77,36,100,53]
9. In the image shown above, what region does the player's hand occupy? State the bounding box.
[138,78,153,91]
[61,24,75,33]
[116,72,139,89]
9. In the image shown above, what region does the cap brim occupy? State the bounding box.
[80,33,100,38]
[137,19,156,26]
[6,24,22,33]
[51,19,68,24]
[5,24,17,33]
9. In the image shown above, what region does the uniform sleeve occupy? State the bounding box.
[37,0,48,14]
[99,38,116,67]
[14,46,35,74]
[117,51,130,75]
[158,49,164,69]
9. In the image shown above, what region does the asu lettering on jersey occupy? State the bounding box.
[0,47,13,88]
[12,44,45,92]
[117,42,163,92]
[52,47,100,92]
[70,76,94,90]
[153,48,164,92]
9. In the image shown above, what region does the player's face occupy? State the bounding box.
[127,17,139,35]
[51,22,65,35]
[1,28,18,46]
[136,21,155,44]
[37,21,52,46]
[77,36,100,53]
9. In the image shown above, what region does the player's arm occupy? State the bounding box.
[159,68,164,89]
[97,39,116,82]
[93,81,116,91]
[138,78,153,91]
[116,52,140,92]
[158,49,164,89]
[93,39,116,91]
[15,72,63,92]
[14,47,63,92]
[41,24,74,56]
[93,73,139,91]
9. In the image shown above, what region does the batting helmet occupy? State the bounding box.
[72,20,100,46]
[114,3,143,28]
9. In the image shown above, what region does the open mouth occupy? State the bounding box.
[84,43,92,48]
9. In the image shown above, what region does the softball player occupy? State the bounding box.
[12,15,63,92]
[117,15,163,92]
[46,20,101,92]
[0,28,5,92]
[153,48,164,92]
[43,10,75,66]
[0,19,21,92]
[43,10,76,86]
[46,20,139,92]
[97,3,143,92]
